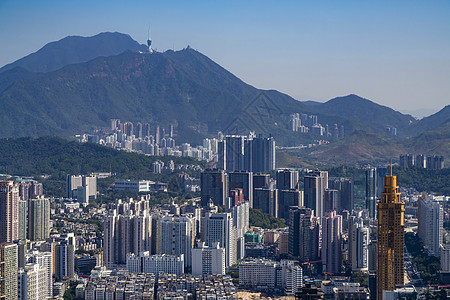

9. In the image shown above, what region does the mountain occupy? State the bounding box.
[1,31,446,160]
[406,105,450,135]
[304,94,416,136]
[0,48,313,140]
[302,130,406,166]
[0,32,147,73]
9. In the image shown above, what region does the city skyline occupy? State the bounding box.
[1,1,450,116]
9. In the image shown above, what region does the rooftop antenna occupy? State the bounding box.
[390,158,393,176]
[147,26,153,54]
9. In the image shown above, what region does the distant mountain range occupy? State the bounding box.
[0,32,448,165]
[0,32,147,73]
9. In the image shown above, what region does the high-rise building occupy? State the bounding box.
[278,189,303,220]
[18,200,27,240]
[251,136,276,172]
[200,169,228,207]
[399,154,415,169]
[253,173,270,189]
[427,155,445,169]
[288,207,320,262]
[416,154,426,168]
[18,263,49,300]
[29,251,53,298]
[304,171,328,218]
[239,259,277,289]
[352,167,377,218]
[103,209,152,266]
[0,181,19,244]
[204,212,236,267]
[324,189,338,213]
[349,218,369,271]
[239,258,302,293]
[28,197,50,241]
[254,188,278,217]
[55,236,75,280]
[0,243,18,299]
[418,195,443,257]
[321,211,342,274]
[143,123,151,138]
[124,121,134,136]
[328,177,352,211]
[126,252,184,275]
[18,180,43,202]
[160,216,193,269]
[228,188,244,208]
[441,244,450,272]
[135,122,143,139]
[377,167,404,299]
[231,201,249,240]
[376,167,388,199]
[228,171,253,207]
[192,242,226,276]
[67,175,97,203]
[276,169,299,190]
[218,135,245,171]
[217,135,276,172]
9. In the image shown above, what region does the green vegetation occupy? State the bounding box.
[351,271,368,287]
[63,281,80,300]
[327,165,355,178]
[0,136,203,198]
[318,165,449,195]
[405,232,440,284]
[249,208,286,229]
[395,166,450,194]
[423,289,448,300]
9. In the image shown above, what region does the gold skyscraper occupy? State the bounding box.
[377,165,404,299]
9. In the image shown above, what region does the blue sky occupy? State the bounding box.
[1,0,449,117]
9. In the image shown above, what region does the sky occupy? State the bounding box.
[1,0,449,118]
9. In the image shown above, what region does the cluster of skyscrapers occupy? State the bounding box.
[289,113,345,139]
[399,154,445,169]
[103,196,249,275]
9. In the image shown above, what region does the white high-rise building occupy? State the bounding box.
[192,242,225,276]
[126,252,184,275]
[239,259,277,289]
[419,195,443,257]
[18,263,49,300]
[204,212,236,267]
[160,215,193,268]
[67,175,97,204]
[231,201,249,239]
[0,243,18,299]
[28,251,53,298]
[349,218,369,271]
[278,260,303,296]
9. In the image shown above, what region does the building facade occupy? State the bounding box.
[28,197,50,241]
[191,242,226,276]
[0,181,19,244]
[377,167,404,299]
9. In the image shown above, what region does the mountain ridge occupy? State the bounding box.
[0,31,449,164]
[0,32,147,73]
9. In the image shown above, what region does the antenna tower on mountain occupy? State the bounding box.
[147,27,153,53]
